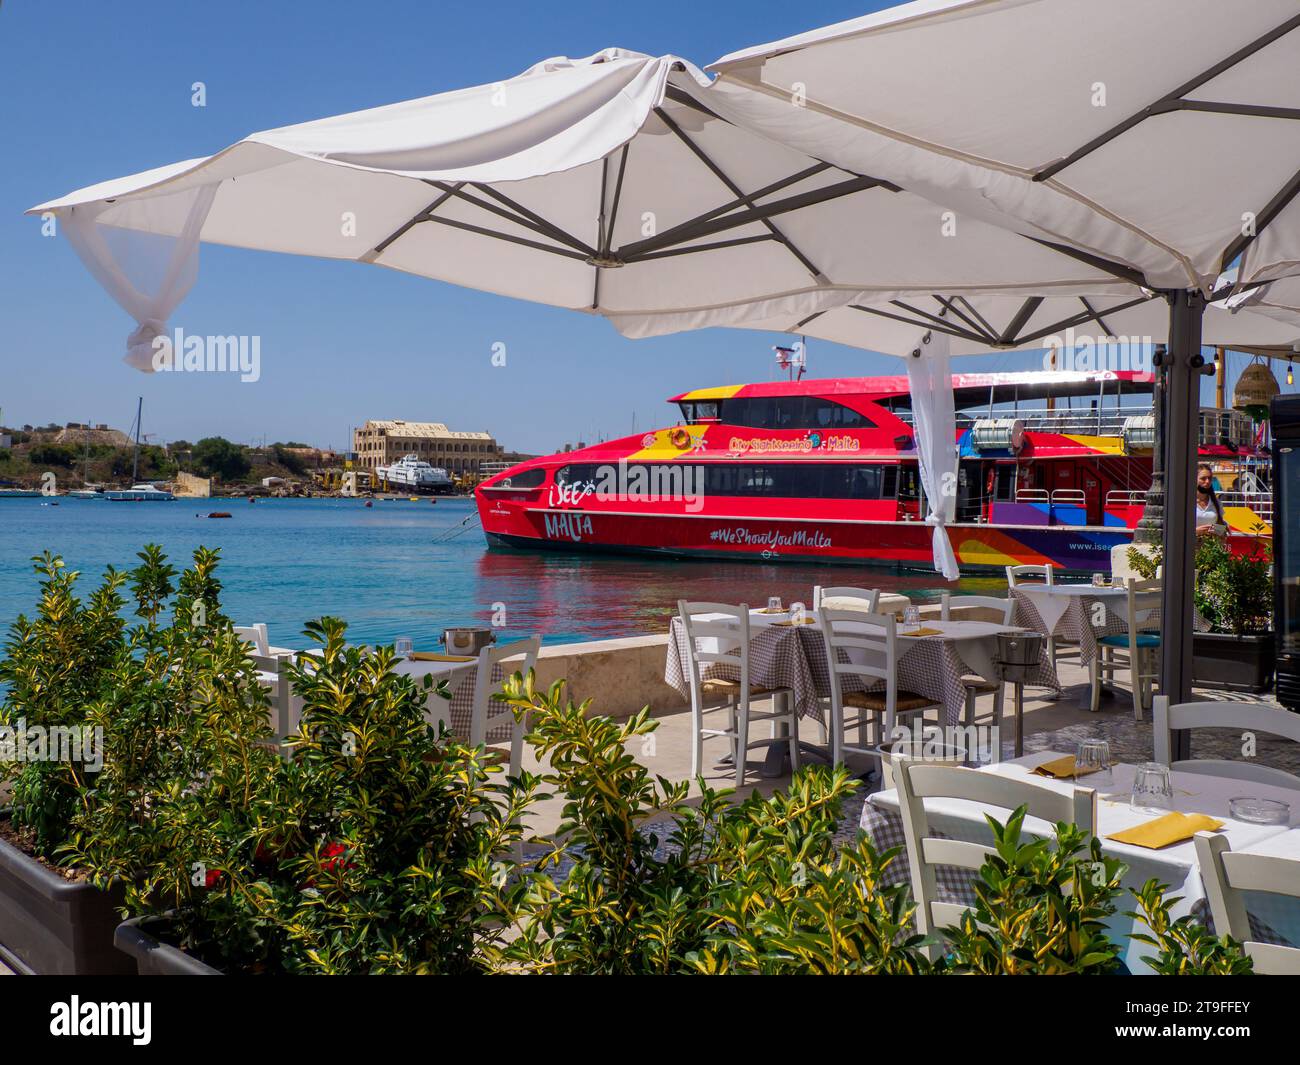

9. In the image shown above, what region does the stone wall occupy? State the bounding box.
[173,471,212,498]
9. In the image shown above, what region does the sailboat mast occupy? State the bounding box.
[132,396,142,482]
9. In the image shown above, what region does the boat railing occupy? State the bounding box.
[1199,408,1258,450]
[1217,491,1273,523]
[1050,489,1087,508]
[1105,489,1148,508]
[1014,488,1049,504]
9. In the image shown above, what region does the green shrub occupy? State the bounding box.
[1129,879,1254,974]
[939,807,1128,974]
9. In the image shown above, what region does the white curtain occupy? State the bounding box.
[62,184,218,372]
[906,329,960,581]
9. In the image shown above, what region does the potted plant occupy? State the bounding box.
[0,553,136,974]
[1191,536,1275,693]
[1128,536,1275,693]
[80,616,535,974]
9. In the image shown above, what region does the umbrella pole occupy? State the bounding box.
[1161,290,1205,759]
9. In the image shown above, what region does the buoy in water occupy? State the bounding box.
[364,501,373,508]
[247,496,256,503]
[207,512,233,519]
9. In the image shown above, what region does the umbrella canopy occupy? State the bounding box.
[710,0,1300,717]
[711,0,1300,293]
[31,46,1141,371]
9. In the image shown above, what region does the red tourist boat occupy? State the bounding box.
[475,371,1272,575]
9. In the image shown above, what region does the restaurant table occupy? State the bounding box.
[258,651,514,743]
[665,611,1060,730]
[860,751,1299,972]
[1010,584,1131,667]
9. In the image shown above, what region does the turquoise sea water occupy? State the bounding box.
[0,497,1000,650]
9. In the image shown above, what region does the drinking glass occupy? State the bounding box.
[1076,739,1112,784]
[394,636,413,658]
[903,605,921,630]
[1130,761,1174,813]
[767,596,783,613]
[790,601,807,625]
[1091,572,1106,587]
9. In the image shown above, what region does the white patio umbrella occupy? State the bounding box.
[709,0,1300,717]
[30,47,1135,372]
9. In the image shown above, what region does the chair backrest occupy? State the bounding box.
[1125,578,1162,634]
[234,623,270,657]
[813,585,879,612]
[1154,696,1300,789]
[1005,564,1054,587]
[941,593,1013,625]
[472,635,542,747]
[895,761,1094,937]
[250,653,302,749]
[1195,832,1300,975]
[677,601,751,709]
[817,607,898,729]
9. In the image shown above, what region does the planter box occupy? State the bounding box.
[114,916,222,975]
[0,825,135,975]
[1192,632,1276,694]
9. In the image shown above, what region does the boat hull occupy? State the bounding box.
[481,505,1130,574]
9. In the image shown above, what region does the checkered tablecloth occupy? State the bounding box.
[665,619,821,720]
[665,617,1059,727]
[859,797,1290,951]
[1011,587,1132,667]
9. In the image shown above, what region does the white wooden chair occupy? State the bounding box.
[941,593,1010,729]
[250,653,303,755]
[470,636,541,779]
[816,608,941,766]
[1195,832,1300,974]
[235,623,271,657]
[895,761,1094,954]
[1154,696,1300,790]
[677,602,798,786]
[812,585,879,612]
[1091,579,1161,719]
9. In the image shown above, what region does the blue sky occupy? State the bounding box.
[1,0,1292,455]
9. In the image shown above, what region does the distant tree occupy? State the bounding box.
[168,439,193,453]
[274,441,312,449]
[192,437,251,482]
[271,444,307,475]
[28,443,77,467]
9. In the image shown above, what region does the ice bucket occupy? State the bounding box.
[443,627,495,656]
[994,631,1043,682]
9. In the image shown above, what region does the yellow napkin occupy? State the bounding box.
[1032,755,1101,780]
[900,626,943,637]
[773,618,816,626]
[758,607,788,614]
[1106,811,1225,849]
[408,651,476,662]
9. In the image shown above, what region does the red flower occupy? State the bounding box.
[320,842,353,873]
[204,869,223,888]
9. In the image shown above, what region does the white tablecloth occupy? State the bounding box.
[863,751,1299,972]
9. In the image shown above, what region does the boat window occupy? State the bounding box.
[702,463,895,499]
[720,396,876,430]
[494,467,546,489]
[678,401,720,423]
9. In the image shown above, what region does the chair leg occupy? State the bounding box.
[1089,655,1101,713]
[1048,634,1058,670]
[735,695,750,787]
[786,696,800,775]
[690,700,703,780]
[1131,648,1144,721]
[963,688,976,727]
[830,700,843,767]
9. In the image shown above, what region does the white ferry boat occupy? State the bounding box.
[105,484,175,502]
[375,454,455,495]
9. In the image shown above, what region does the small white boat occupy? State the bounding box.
[376,454,455,495]
[0,488,41,498]
[105,484,175,502]
[67,488,105,499]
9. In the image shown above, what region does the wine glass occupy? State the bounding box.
[790,601,807,625]
[394,636,413,658]
[1130,762,1173,813]
[767,595,783,614]
[903,604,921,631]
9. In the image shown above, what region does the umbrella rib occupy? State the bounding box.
[420,215,590,260]
[933,295,998,343]
[893,298,990,342]
[1013,295,1155,346]
[601,145,630,259]
[618,173,885,259]
[363,183,465,260]
[1026,237,1149,288]
[1175,100,1300,122]
[996,296,1045,345]
[1077,296,1114,337]
[1218,166,1300,273]
[648,105,827,280]
[794,310,826,330]
[850,303,988,344]
[427,181,596,256]
[622,233,777,263]
[1034,12,1300,182]
[952,296,1001,340]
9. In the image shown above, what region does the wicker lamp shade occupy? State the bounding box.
[1233,359,1280,419]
